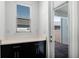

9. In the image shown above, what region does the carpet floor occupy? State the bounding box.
[55,41,68,58]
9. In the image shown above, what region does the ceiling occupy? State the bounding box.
[55,3,68,17]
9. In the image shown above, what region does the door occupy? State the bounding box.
[48,1,79,58]
[49,1,69,58]
[61,17,69,45]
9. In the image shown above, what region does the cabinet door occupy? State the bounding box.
[1,45,14,58]
[1,41,46,58]
[35,41,46,58]
[18,43,36,58]
[12,45,21,58]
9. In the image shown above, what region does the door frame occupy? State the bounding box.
[47,1,79,58]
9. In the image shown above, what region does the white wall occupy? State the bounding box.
[39,1,49,36]
[77,1,79,57]
[69,2,79,58]
[0,1,5,40]
[5,1,39,38]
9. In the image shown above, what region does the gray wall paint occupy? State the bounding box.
[69,2,79,57]
[0,1,5,40]
[5,1,39,38]
[39,1,49,36]
[0,1,48,42]
[77,2,79,57]
[0,1,49,41]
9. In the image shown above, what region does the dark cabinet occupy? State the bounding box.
[1,45,14,58]
[1,41,46,58]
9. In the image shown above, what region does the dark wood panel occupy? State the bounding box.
[1,41,46,58]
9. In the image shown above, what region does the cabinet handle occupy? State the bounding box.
[14,51,19,58]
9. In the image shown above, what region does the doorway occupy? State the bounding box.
[48,1,79,58]
[54,2,69,58]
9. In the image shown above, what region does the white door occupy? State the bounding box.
[49,1,69,58]
[49,1,79,58]
[61,17,69,45]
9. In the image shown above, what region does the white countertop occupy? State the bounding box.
[1,36,46,45]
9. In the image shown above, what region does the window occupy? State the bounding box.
[16,4,31,32]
